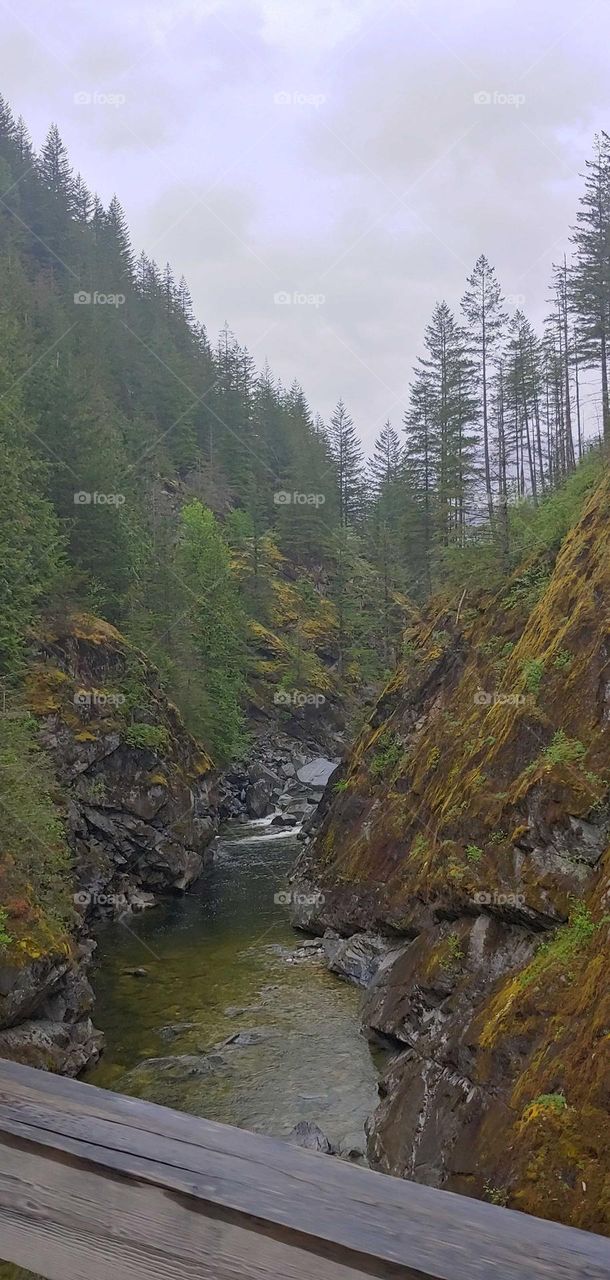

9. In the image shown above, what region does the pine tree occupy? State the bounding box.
[328,398,364,526]
[505,311,543,500]
[461,255,507,526]
[370,421,403,493]
[570,132,610,442]
[174,501,247,761]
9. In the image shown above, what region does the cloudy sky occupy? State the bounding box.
[2,0,610,447]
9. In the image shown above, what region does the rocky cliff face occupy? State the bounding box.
[292,470,610,1234]
[0,613,219,1074]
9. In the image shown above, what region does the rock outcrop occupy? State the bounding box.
[0,612,220,1074]
[292,469,610,1234]
[30,613,218,914]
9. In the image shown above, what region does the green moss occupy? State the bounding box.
[553,649,573,671]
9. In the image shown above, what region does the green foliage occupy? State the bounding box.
[174,501,248,763]
[519,901,596,988]
[370,730,402,777]
[466,843,483,863]
[503,563,551,611]
[0,713,72,933]
[123,723,170,753]
[509,449,603,560]
[542,730,586,767]
[0,907,11,950]
[411,833,429,859]
[526,1093,567,1114]
[483,1182,509,1207]
[553,649,573,671]
[333,778,349,793]
[522,658,545,693]
[440,933,464,970]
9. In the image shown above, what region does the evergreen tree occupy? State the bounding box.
[328,398,364,526]
[174,501,247,761]
[461,255,507,526]
[570,132,610,441]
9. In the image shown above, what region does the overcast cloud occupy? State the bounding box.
[2,0,610,446]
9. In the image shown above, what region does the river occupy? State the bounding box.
[85,816,381,1154]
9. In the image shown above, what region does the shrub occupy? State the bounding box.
[124,723,170,753]
[370,731,402,777]
[440,933,464,970]
[0,907,11,950]
[0,714,72,935]
[523,1092,567,1118]
[542,730,586,768]
[519,900,596,988]
[522,658,545,693]
[504,563,551,611]
[466,843,483,863]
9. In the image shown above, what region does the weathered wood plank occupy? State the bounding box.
[0,1059,608,1280]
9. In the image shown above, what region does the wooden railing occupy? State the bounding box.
[0,1059,608,1280]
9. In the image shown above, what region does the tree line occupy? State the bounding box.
[0,97,608,761]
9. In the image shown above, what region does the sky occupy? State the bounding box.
[2,0,610,448]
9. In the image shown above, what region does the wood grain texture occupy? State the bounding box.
[0,1059,608,1280]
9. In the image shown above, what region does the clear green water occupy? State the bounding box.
[0,819,380,1278]
[85,818,380,1147]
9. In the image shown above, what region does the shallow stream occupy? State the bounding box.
[86,817,380,1151]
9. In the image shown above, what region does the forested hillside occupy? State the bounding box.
[1,97,609,1040]
[1,100,608,757]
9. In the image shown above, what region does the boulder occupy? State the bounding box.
[296,758,338,789]
[322,932,394,987]
[223,1027,270,1047]
[288,1121,334,1154]
[245,779,271,817]
[0,1016,103,1076]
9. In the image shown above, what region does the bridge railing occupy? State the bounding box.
[0,1058,608,1280]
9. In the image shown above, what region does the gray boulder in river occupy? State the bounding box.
[296,757,339,789]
